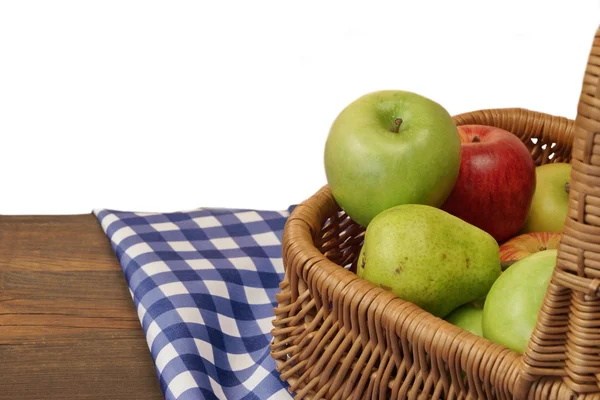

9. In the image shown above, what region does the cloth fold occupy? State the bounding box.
[95,206,295,400]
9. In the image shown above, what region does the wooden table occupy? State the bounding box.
[0,214,163,399]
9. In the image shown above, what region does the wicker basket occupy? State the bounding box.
[271,27,600,400]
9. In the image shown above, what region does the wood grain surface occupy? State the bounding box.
[0,214,163,400]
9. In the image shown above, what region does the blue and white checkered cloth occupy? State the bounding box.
[94,206,295,400]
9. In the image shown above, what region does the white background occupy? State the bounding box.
[0,1,599,215]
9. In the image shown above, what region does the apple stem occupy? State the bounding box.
[565,181,570,194]
[392,118,403,133]
[472,136,481,143]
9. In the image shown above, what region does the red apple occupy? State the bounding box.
[441,125,536,243]
[500,232,561,262]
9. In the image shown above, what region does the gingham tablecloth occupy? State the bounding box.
[94,206,295,400]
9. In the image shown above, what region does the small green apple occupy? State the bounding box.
[324,90,461,227]
[482,249,557,354]
[522,163,571,233]
[445,301,484,337]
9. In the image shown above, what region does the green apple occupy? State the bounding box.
[324,90,461,227]
[522,163,571,233]
[445,301,484,337]
[482,249,557,354]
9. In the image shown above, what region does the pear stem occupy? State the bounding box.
[391,118,403,133]
[565,181,570,194]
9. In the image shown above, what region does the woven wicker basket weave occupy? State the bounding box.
[271,26,600,400]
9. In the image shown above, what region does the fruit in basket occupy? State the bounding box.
[441,125,536,243]
[522,163,572,233]
[356,204,501,318]
[499,232,561,263]
[482,249,557,354]
[324,90,461,227]
[445,301,484,337]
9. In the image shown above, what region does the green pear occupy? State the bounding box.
[357,204,501,318]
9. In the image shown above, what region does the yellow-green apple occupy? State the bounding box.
[499,232,561,266]
[482,249,557,354]
[522,163,572,233]
[441,125,536,243]
[324,90,461,227]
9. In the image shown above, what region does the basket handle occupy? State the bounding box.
[517,26,600,397]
